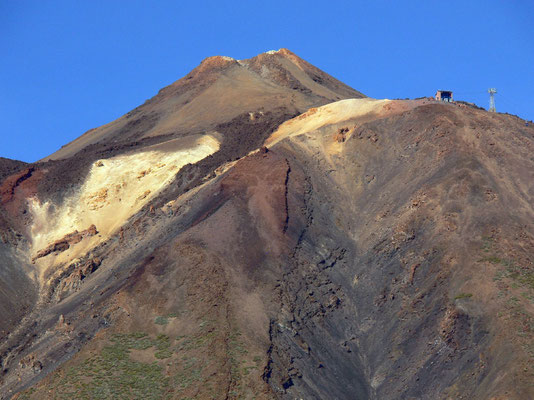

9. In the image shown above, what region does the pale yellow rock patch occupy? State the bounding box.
[29,134,219,281]
[265,98,390,147]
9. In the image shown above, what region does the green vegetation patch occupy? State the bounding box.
[154,316,169,325]
[479,234,534,360]
[19,316,261,399]
[480,237,534,291]
[479,256,503,264]
[154,334,172,359]
[19,332,172,400]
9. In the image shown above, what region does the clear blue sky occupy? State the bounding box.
[1,1,533,162]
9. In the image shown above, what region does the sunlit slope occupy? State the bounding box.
[30,135,219,279]
[266,98,395,147]
[43,49,364,161]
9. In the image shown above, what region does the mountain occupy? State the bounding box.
[1,50,534,399]
[43,48,363,162]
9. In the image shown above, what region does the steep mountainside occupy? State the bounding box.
[44,48,363,162]
[1,50,534,399]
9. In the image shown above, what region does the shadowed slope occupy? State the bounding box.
[0,158,38,339]
[261,100,534,399]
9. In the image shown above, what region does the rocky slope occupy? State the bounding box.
[1,50,534,399]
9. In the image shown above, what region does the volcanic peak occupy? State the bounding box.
[197,55,239,70]
[190,48,302,75]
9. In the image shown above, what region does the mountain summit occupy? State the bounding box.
[1,50,534,399]
[45,48,364,161]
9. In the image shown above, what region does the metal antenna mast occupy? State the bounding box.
[488,88,497,112]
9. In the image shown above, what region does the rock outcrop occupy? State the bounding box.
[32,224,98,261]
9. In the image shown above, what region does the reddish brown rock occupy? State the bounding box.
[32,224,98,261]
